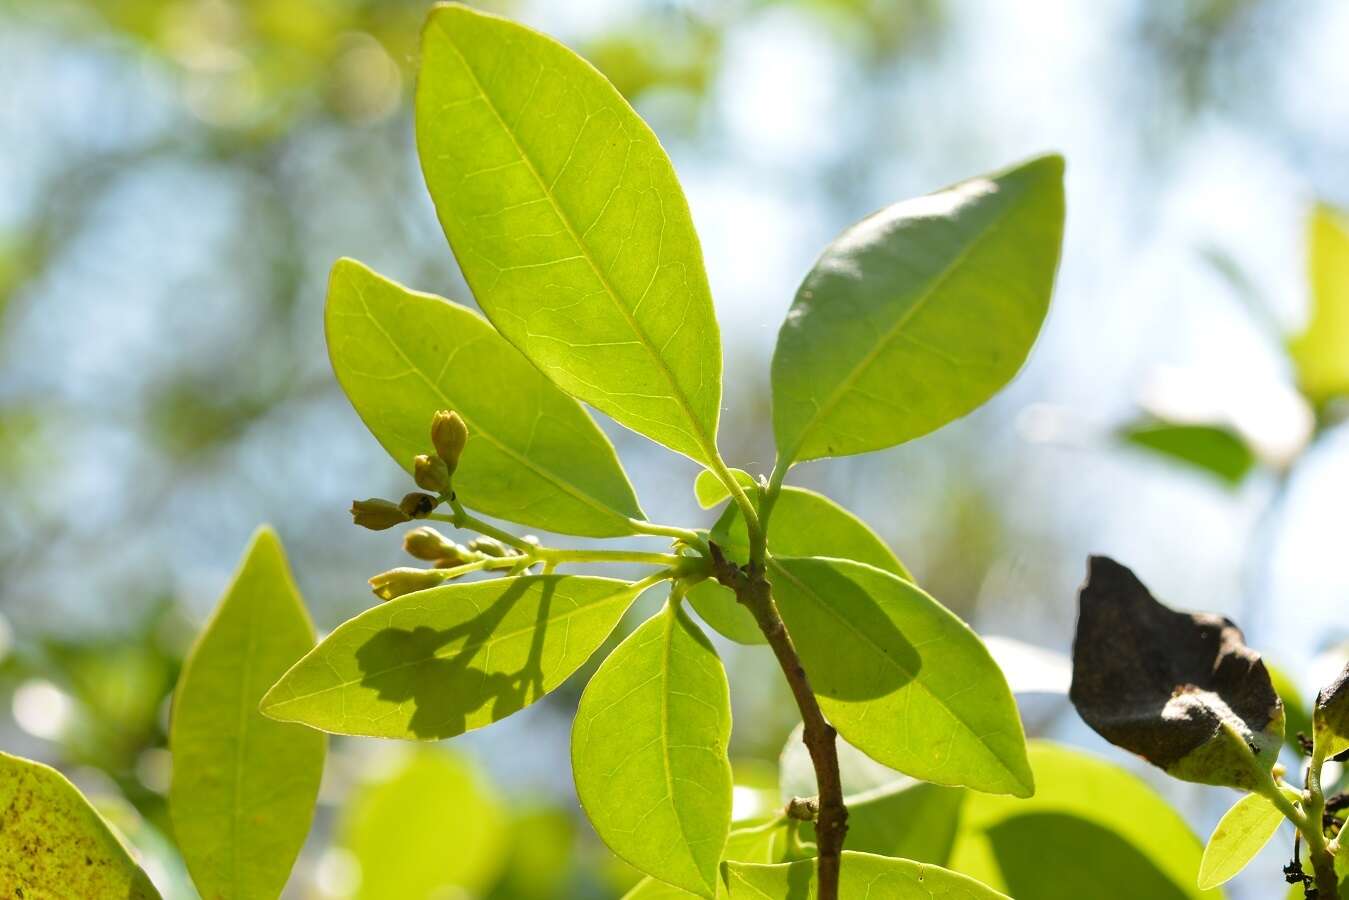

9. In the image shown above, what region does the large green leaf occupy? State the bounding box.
[261,574,653,739]
[326,258,643,537]
[573,600,733,898]
[771,155,1065,464]
[338,749,509,900]
[416,5,723,464]
[948,741,1219,899]
[1120,419,1257,487]
[688,487,911,645]
[1289,205,1349,404]
[170,527,326,900]
[0,752,160,899]
[1197,792,1284,889]
[769,557,1032,796]
[724,852,1010,899]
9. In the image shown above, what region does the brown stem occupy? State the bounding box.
[1310,845,1340,900]
[709,544,848,900]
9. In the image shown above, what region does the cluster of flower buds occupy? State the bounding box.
[349,410,468,532]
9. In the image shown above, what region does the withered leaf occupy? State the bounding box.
[1069,556,1283,789]
[1314,661,1349,760]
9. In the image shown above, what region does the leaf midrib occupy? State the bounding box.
[785,184,1026,462]
[434,16,717,464]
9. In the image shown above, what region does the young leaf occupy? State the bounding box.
[338,749,509,900]
[949,741,1219,899]
[573,600,732,898]
[0,752,160,899]
[770,556,1033,797]
[261,574,656,739]
[1314,660,1349,759]
[771,155,1065,466]
[1120,419,1257,487]
[724,851,1011,899]
[170,527,326,900]
[1289,205,1349,404]
[688,487,912,646]
[693,467,754,509]
[1196,792,1284,889]
[327,259,644,537]
[416,5,723,464]
[1069,556,1284,789]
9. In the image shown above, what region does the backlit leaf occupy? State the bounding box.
[688,487,911,646]
[1197,792,1284,889]
[621,820,790,900]
[261,574,655,739]
[0,752,160,899]
[771,155,1065,465]
[1289,205,1349,404]
[724,852,1010,899]
[694,467,754,509]
[416,5,723,463]
[770,557,1032,796]
[327,258,644,537]
[573,600,732,897]
[1120,419,1257,487]
[170,527,326,900]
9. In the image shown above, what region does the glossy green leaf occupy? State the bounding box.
[0,752,160,899]
[326,258,643,537]
[261,574,654,739]
[769,557,1032,796]
[1289,205,1349,404]
[170,527,326,900]
[573,600,733,897]
[689,487,911,646]
[416,5,723,463]
[694,467,754,509]
[339,749,509,900]
[725,852,1010,899]
[771,155,1065,464]
[948,741,1218,899]
[1120,419,1257,486]
[1197,792,1284,889]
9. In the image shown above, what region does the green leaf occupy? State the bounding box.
[573,599,733,898]
[1120,419,1257,486]
[621,821,789,899]
[1268,662,1314,754]
[326,258,644,537]
[724,852,1010,899]
[688,487,912,645]
[339,748,509,900]
[771,155,1065,465]
[1197,792,1285,889]
[949,741,1219,899]
[841,780,966,866]
[694,467,754,509]
[416,5,723,464]
[769,557,1032,796]
[261,574,655,739]
[0,752,160,899]
[1314,660,1349,759]
[1289,204,1349,404]
[170,527,326,900]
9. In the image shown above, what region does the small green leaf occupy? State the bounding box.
[339,749,509,900]
[261,574,655,739]
[1120,419,1257,486]
[1314,660,1349,759]
[724,852,1010,899]
[771,155,1065,465]
[327,258,644,537]
[688,487,911,646]
[1197,792,1285,889]
[0,752,160,899]
[1289,205,1349,404]
[416,5,723,464]
[694,467,754,509]
[770,557,1032,796]
[573,600,732,898]
[622,820,789,900]
[949,741,1219,899]
[170,527,326,900]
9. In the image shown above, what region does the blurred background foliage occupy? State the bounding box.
[0,0,1347,897]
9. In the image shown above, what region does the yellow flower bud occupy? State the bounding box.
[413,454,451,494]
[398,492,437,519]
[350,498,410,531]
[368,567,447,602]
[431,410,469,474]
[403,526,464,562]
[468,536,510,558]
